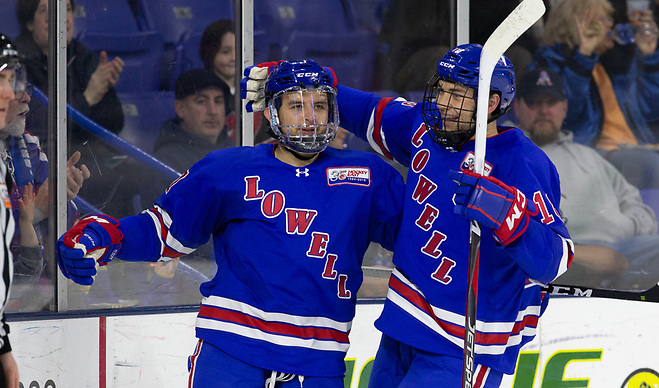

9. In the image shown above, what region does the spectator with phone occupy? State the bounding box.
[529,0,659,189]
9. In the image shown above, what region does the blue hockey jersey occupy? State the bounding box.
[336,85,574,374]
[116,144,404,377]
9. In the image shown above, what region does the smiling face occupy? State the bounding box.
[435,79,477,133]
[175,86,227,144]
[276,90,330,134]
[212,32,236,86]
[264,88,338,154]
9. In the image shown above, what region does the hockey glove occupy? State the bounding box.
[55,214,123,285]
[240,61,282,112]
[240,61,338,112]
[449,170,536,245]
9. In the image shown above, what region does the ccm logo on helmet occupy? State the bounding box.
[439,62,455,69]
[296,72,319,77]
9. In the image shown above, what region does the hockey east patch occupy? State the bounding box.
[460,152,493,176]
[326,167,371,186]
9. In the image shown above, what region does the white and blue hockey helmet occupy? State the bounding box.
[265,60,339,154]
[422,43,515,148]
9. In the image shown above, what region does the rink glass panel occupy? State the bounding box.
[7,0,656,315]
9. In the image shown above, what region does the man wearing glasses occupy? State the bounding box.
[0,55,90,290]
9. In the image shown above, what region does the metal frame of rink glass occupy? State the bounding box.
[267,86,339,153]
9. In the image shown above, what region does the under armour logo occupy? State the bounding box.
[296,168,310,177]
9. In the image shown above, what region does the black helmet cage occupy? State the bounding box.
[422,74,478,148]
[422,74,508,149]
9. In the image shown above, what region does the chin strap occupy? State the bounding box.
[277,144,319,161]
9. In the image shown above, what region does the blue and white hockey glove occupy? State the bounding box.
[240,61,282,112]
[449,170,536,245]
[55,214,123,285]
[240,61,338,112]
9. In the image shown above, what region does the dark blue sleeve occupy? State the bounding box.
[637,50,659,122]
[368,159,405,251]
[497,153,573,284]
[117,213,161,262]
[337,85,420,166]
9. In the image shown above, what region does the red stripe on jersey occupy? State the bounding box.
[473,364,488,388]
[150,208,186,259]
[372,98,394,160]
[389,275,463,337]
[390,275,539,346]
[162,246,185,259]
[566,245,574,269]
[188,340,202,388]
[199,305,350,344]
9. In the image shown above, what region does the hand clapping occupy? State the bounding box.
[84,50,124,106]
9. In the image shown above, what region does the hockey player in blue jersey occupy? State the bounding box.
[54,60,404,388]
[345,45,574,387]
[243,45,575,387]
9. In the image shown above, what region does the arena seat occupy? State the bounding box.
[73,0,138,38]
[347,0,391,34]
[74,0,164,92]
[640,189,659,232]
[285,30,377,91]
[255,0,357,58]
[134,0,235,89]
[0,0,20,40]
[78,33,164,93]
[118,91,176,154]
[177,31,204,73]
[135,0,235,46]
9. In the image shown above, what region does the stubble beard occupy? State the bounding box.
[528,120,560,147]
[3,120,25,138]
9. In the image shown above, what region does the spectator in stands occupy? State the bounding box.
[15,0,125,147]
[529,0,659,189]
[15,0,131,219]
[1,86,45,285]
[199,19,264,142]
[516,67,659,290]
[200,19,236,95]
[1,82,90,286]
[0,33,24,387]
[141,69,232,207]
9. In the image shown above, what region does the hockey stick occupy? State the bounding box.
[464,1,546,386]
[362,266,659,303]
[542,283,659,303]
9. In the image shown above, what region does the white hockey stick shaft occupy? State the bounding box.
[473,0,546,174]
[464,1,545,387]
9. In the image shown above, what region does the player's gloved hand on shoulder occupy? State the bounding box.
[449,170,536,245]
[241,61,338,112]
[55,214,123,285]
[240,61,282,112]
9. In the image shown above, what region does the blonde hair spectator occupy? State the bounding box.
[544,0,614,48]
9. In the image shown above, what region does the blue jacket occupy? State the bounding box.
[529,43,659,146]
